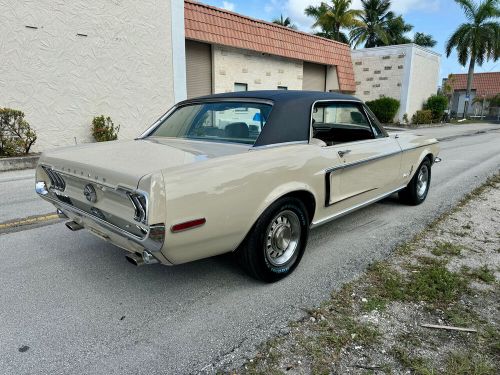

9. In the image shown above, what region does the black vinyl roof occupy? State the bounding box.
[179,90,362,147]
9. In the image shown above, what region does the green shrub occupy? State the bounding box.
[365,97,400,123]
[91,115,120,142]
[412,110,433,124]
[425,95,448,120]
[0,108,37,157]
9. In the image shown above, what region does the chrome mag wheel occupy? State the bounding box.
[265,210,301,267]
[417,164,429,198]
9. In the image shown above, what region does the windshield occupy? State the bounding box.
[149,101,273,145]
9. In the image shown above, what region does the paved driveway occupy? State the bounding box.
[0,127,499,374]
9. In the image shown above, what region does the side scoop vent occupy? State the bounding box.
[128,192,147,224]
[42,166,66,191]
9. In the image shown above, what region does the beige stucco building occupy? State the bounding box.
[184,0,355,99]
[1,0,356,152]
[352,44,441,122]
[0,0,186,151]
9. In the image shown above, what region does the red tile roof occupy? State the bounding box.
[184,0,356,93]
[449,72,500,97]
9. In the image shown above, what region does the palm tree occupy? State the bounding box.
[272,14,298,30]
[413,32,437,47]
[305,0,362,44]
[350,0,394,47]
[445,0,500,117]
[385,14,413,44]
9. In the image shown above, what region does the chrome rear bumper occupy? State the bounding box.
[43,194,166,255]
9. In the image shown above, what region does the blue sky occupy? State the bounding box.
[201,0,499,82]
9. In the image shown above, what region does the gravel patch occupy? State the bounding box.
[225,175,500,374]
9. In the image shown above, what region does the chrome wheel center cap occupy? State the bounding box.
[265,210,301,267]
[274,225,291,251]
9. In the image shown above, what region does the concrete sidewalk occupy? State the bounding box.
[386,122,500,140]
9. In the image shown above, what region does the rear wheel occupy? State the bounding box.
[399,158,431,205]
[236,197,309,282]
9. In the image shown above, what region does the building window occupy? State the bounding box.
[384,66,392,70]
[379,77,388,80]
[277,86,288,90]
[398,54,405,58]
[366,77,374,81]
[355,61,362,65]
[397,83,402,87]
[374,70,381,74]
[372,84,380,88]
[363,91,370,95]
[234,83,248,92]
[363,67,369,72]
[398,65,404,69]
[382,56,390,60]
[355,81,361,85]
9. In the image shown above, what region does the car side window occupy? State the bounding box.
[363,105,388,138]
[311,102,375,146]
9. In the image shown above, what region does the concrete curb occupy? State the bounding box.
[0,155,40,172]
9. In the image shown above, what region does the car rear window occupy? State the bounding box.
[149,102,273,145]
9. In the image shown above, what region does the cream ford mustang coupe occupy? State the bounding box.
[36,91,440,282]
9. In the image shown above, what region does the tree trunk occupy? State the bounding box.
[463,55,475,118]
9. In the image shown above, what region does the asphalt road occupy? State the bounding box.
[0,169,54,223]
[0,127,499,374]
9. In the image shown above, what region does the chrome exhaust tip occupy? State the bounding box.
[125,253,145,266]
[125,251,159,267]
[65,221,83,231]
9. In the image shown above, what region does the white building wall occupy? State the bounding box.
[406,47,441,120]
[212,46,303,93]
[352,44,440,123]
[0,0,185,151]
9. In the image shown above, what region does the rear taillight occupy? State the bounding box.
[42,166,66,191]
[128,192,147,224]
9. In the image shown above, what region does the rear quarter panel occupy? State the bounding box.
[159,144,326,264]
[396,133,440,184]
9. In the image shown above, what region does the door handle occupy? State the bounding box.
[338,150,351,157]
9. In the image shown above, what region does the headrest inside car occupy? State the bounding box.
[225,122,249,138]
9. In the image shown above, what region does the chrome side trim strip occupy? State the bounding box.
[330,187,378,206]
[312,185,406,228]
[251,140,308,150]
[326,150,402,173]
[401,142,439,152]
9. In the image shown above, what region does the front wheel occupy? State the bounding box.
[236,197,310,282]
[399,158,431,205]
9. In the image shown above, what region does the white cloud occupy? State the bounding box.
[265,0,282,14]
[285,0,321,31]
[222,1,235,12]
[283,0,440,31]
[391,0,440,13]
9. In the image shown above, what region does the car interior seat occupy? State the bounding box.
[225,122,249,138]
